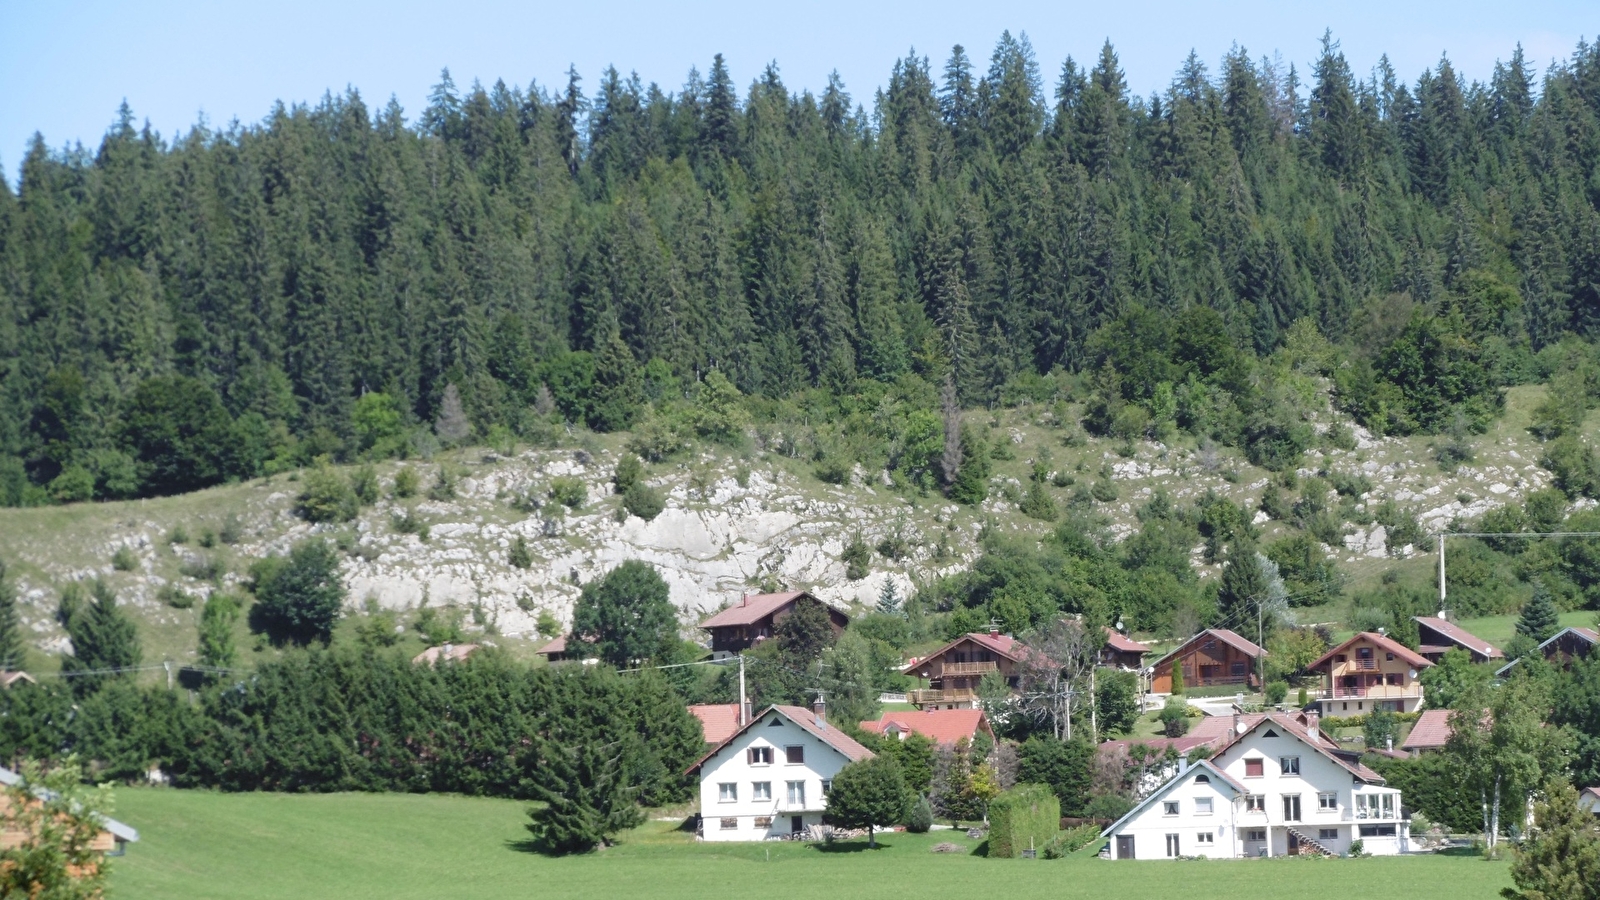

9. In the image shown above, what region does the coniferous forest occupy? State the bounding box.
[5,33,1600,504]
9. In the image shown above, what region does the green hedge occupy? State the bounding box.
[1042,823,1103,859]
[1321,711,1421,731]
[988,783,1060,859]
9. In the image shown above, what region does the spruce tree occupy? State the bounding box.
[433,383,471,445]
[1516,582,1561,644]
[1218,535,1267,623]
[60,579,140,696]
[876,578,901,617]
[1501,780,1600,900]
[0,559,25,671]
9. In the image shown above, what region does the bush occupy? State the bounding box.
[907,795,934,833]
[988,784,1060,859]
[621,482,666,521]
[110,546,138,572]
[1265,681,1289,705]
[428,467,457,501]
[350,464,379,504]
[813,456,851,485]
[1090,479,1118,503]
[392,508,430,541]
[1159,696,1190,736]
[296,461,359,523]
[612,454,644,495]
[549,477,586,509]
[392,467,419,498]
[508,535,533,569]
[1042,823,1102,859]
[842,533,871,581]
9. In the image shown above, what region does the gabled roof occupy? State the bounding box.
[860,708,992,745]
[533,635,567,655]
[0,767,138,843]
[1308,632,1432,672]
[1495,627,1600,676]
[1400,708,1453,752]
[902,631,1028,676]
[1414,617,1503,659]
[1100,759,1248,838]
[1212,713,1384,784]
[412,643,480,665]
[1103,627,1150,655]
[1581,787,1600,807]
[1152,629,1267,668]
[700,592,844,629]
[689,704,744,744]
[685,705,873,775]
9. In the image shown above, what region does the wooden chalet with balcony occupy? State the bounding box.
[1309,632,1432,715]
[1150,629,1268,693]
[1413,616,1502,664]
[699,591,848,658]
[901,629,1025,710]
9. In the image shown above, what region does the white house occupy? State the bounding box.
[1102,712,1410,859]
[685,702,872,841]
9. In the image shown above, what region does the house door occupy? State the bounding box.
[1287,831,1302,856]
[790,816,803,835]
[1116,835,1135,859]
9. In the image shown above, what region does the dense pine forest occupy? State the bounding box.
[5,32,1600,504]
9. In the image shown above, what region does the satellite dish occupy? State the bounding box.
[1408,668,1417,679]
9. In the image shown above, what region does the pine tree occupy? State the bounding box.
[1501,780,1600,900]
[197,592,239,672]
[1218,535,1267,624]
[433,383,471,445]
[60,579,141,696]
[876,578,901,617]
[1516,582,1561,644]
[0,559,25,671]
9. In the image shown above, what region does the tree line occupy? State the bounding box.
[4,33,1600,503]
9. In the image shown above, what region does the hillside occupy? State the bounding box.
[0,382,1586,675]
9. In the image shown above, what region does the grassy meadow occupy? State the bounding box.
[107,789,1513,900]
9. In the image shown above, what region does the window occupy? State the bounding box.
[1282,794,1302,822]
[1280,756,1300,776]
[1246,830,1267,842]
[1318,792,1338,811]
[1196,832,1214,845]
[719,817,738,830]
[747,746,773,765]
[752,782,772,802]
[1386,673,1402,686]
[821,780,833,797]
[1231,661,1247,677]
[1162,801,1179,816]
[1245,794,1266,812]
[718,783,737,803]
[1194,797,1213,815]
[1203,639,1216,650]
[1194,774,1210,784]
[785,746,805,764]
[1319,829,1339,840]
[1359,824,1398,837]
[754,816,773,828]
[766,719,782,727]
[1245,758,1265,778]
[1165,834,1180,858]
[786,781,806,806]
[1355,793,1397,820]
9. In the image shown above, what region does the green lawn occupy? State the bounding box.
[108,789,1513,900]
[1453,611,1598,649]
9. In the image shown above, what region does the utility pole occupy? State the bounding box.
[1257,599,1265,695]
[1438,533,1447,612]
[738,654,748,726]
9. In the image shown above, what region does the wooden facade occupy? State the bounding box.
[700,592,848,656]
[1309,633,1431,715]
[1150,629,1267,693]
[902,631,1024,709]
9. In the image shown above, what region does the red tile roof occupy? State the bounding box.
[685,705,874,775]
[1400,709,1453,752]
[902,631,1029,676]
[533,636,567,655]
[1414,617,1503,659]
[699,592,815,628]
[689,704,744,744]
[860,709,993,745]
[1213,712,1385,783]
[1309,632,1432,672]
[411,643,480,665]
[1103,627,1150,654]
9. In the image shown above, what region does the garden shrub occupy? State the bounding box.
[988,784,1060,859]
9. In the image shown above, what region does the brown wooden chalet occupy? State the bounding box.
[699,591,848,657]
[902,629,1026,710]
[1100,627,1150,669]
[1497,626,1599,676]
[1150,629,1267,693]
[1413,616,1502,664]
[1309,632,1432,715]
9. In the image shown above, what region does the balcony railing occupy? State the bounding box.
[908,689,977,706]
[1353,658,1378,671]
[938,661,998,677]
[1186,673,1251,686]
[1330,683,1421,699]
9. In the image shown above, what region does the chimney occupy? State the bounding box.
[740,593,749,607]
[989,625,1000,638]
[812,694,827,729]
[1306,709,1320,743]
[1386,735,1394,753]
[1233,709,1242,737]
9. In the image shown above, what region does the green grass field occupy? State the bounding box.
[107,789,1513,900]
[1454,611,1598,649]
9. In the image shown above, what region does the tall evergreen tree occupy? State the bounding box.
[59,580,140,696]
[0,559,24,672]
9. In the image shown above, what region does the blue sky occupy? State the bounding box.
[1,0,1592,173]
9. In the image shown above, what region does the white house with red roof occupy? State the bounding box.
[686,701,873,841]
[1308,632,1432,716]
[1102,712,1409,859]
[859,708,994,746]
[689,704,746,745]
[699,591,849,659]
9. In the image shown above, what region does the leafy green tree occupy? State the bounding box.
[571,561,675,667]
[877,733,935,794]
[1554,654,1600,787]
[1446,676,1572,849]
[1364,707,1398,750]
[1516,582,1561,644]
[119,375,239,496]
[295,460,360,523]
[0,559,26,671]
[351,392,405,457]
[197,592,240,671]
[1500,780,1600,900]
[0,757,116,899]
[1096,669,1139,737]
[824,754,912,847]
[1421,647,1493,710]
[249,539,346,645]
[59,580,140,696]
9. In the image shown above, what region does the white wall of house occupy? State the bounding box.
[1107,766,1241,860]
[1209,723,1408,856]
[696,711,855,842]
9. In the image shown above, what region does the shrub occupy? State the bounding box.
[218,515,243,545]
[612,454,644,494]
[169,524,189,545]
[1159,696,1190,736]
[842,533,871,581]
[621,482,665,521]
[907,795,934,834]
[1019,481,1057,521]
[1090,479,1118,503]
[549,477,586,509]
[813,456,851,485]
[428,467,457,501]
[392,508,430,541]
[110,546,138,572]
[179,553,223,582]
[350,464,379,504]
[392,467,419,498]
[1042,823,1102,859]
[296,461,359,523]
[508,535,533,569]
[988,784,1060,859]
[1265,681,1289,705]
[158,583,194,609]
